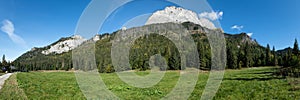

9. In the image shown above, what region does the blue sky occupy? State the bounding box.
[209,0,300,49]
[0,0,299,61]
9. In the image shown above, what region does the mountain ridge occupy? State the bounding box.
[13,22,262,71]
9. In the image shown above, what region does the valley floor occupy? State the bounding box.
[0,67,299,99]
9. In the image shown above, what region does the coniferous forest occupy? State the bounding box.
[1,22,299,77]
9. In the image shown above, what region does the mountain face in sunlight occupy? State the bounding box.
[146,6,217,29]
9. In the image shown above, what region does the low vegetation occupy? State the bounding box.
[1,67,300,99]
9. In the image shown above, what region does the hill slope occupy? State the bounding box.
[13,22,266,72]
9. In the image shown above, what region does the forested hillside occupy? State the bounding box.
[12,22,291,73]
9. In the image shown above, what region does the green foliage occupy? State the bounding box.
[277,39,300,77]
[128,34,181,71]
[105,64,115,73]
[1,54,11,72]
[227,47,238,69]
[266,44,272,66]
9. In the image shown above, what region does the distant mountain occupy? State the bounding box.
[224,33,257,44]
[277,47,293,55]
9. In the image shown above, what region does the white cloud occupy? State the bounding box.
[1,20,14,35]
[247,33,253,37]
[231,25,244,31]
[199,11,223,21]
[1,20,27,47]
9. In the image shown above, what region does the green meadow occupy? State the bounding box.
[0,67,299,100]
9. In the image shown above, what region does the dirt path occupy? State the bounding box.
[0,73,13,90]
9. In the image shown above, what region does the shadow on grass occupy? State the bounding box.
[224,77,285,81]
[225,68,285,81]
[250,72,275,75]
[243,67,279,75]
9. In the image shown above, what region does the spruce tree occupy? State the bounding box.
[265,44,271,66]
[2,55,7,66]
[293,39,299,55]
[272,46,277,66]
[292,39,300,73]
[2,55,9,72]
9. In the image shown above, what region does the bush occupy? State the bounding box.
[105,64,115,73]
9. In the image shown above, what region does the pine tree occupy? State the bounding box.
[272,46,278,66]
[2,55,9,72]
[2,55,7,66]
[293,39,299,55]
[291,39,300,74]
[265,44,271,66]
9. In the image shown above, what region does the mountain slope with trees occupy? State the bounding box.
[11,22,291,73]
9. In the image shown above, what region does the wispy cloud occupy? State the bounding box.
[231,25,244,31]
[199,11,223,21]
[1,19,27,47]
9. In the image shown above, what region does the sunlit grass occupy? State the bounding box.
[1,67,300,99]
[213,67,300,99]
[16,72,85,99]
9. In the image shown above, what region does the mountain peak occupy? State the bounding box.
[146,6,216,29]
[41,35,86,55]
[71,35,84,39]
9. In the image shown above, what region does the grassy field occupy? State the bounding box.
[0,67,300,99]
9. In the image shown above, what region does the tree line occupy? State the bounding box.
[13,33,294,73]
[276,39,300,77]
[0,55,13,72]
